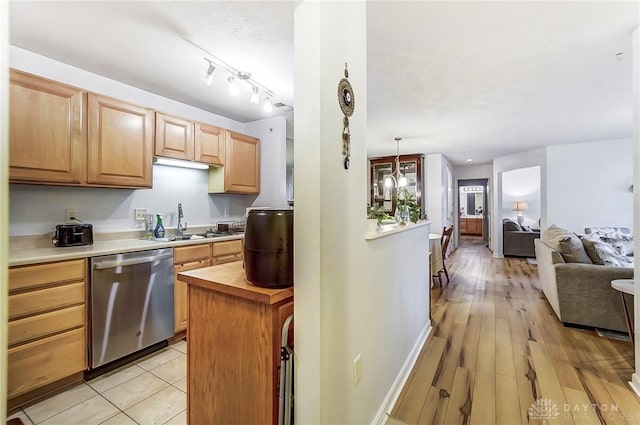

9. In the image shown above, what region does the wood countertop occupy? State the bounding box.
[177,261,293,305]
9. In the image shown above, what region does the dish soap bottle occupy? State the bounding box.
[154,214,165,238]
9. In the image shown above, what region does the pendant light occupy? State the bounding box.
[384,137,408,188]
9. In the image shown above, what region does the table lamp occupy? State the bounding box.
[512,202,528,226]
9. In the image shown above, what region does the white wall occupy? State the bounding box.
[546,138,633,233]
[502,166,541,228]
[294,2,431,424]
[9,47,287,236]
[492,147,547,257]
[426,153,452,233]
[244,116,288,209]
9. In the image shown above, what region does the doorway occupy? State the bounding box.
[458,179,489,243]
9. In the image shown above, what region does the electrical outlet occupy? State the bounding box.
[66,209,78,224]
[135,208,148,221]
[353,354,362,386]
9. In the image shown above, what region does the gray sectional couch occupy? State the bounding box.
[534,225,634,332]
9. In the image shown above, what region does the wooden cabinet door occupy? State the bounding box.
[174,259,211,333]
[87,93,153,187]
[195,123,225,165]
[9,70,86,184]
[225,131,260,194]
[155,112,194,161]
[8,327,85,398]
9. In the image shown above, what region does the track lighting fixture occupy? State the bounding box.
[263,96,273,113]
[228,76,240,96]
[201,59,216,86]
[200,57,277,113]
[250,86,260,104]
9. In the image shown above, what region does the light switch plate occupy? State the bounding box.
[134,208,148,221]
[353,354,362,386]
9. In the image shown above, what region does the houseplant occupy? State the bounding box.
[395,188,421,225]
[367,205,393,230]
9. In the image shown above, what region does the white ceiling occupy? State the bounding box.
[9,1,639,165]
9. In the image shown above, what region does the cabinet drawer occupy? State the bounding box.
[211,254,242,265]
[8,327,86,398]
[9,259,86,292]
[212,239,243,257]
[9,305,85,346]
[9,281,85,320]
[176,259,213,273]
[174,244,211,264]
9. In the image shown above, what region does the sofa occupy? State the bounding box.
[503,218,540,257]
[534,225,634,332]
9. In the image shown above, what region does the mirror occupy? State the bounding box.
[459,186,484,217]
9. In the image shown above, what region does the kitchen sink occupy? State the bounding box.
[172,235,199,241]
[157,231,241,241]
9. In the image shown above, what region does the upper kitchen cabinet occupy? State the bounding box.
[87,93,153,188]
[9,70,86,184]
[370,154,425,215]
[155,115,224,166]
[155,112,194,161]
[194,123,225,166]
[209,131,260,194]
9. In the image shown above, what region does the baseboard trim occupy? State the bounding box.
[370,321,432,425]
[630,373,640,397]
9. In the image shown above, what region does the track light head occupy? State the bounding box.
[202,61,216,86]
[263,96,273,113]
[228,76,240,96]
[250,86,260,104]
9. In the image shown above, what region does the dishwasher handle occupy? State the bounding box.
[93,252,173,270]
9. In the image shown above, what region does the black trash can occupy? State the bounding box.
[244,209,293,288]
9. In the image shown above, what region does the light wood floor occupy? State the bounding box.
[389,237,640,425]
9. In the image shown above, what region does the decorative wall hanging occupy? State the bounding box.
[338,63,355,170]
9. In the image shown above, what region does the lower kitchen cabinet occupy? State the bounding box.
[7,259,87,409]
[173,239,243,333]
[8,328,86,399]
[174,259,211,333]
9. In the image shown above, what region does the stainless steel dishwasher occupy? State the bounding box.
[89,247,174,369]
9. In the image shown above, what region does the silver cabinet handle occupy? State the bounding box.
[94,253,173,269]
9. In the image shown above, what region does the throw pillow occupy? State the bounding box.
[503,220,521,231]
[581,236,634,267]
[554,234,593,264]
[541,225,568,245]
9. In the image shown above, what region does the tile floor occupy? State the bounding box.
[8,340,188,425]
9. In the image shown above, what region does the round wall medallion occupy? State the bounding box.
[338,78,355,117]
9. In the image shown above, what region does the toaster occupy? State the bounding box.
[52,224,94,247]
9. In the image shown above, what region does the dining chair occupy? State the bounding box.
[434,225,454,285]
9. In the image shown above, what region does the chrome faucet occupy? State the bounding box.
[177,202,187,236]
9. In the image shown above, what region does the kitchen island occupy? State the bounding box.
[178,261,293,425]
